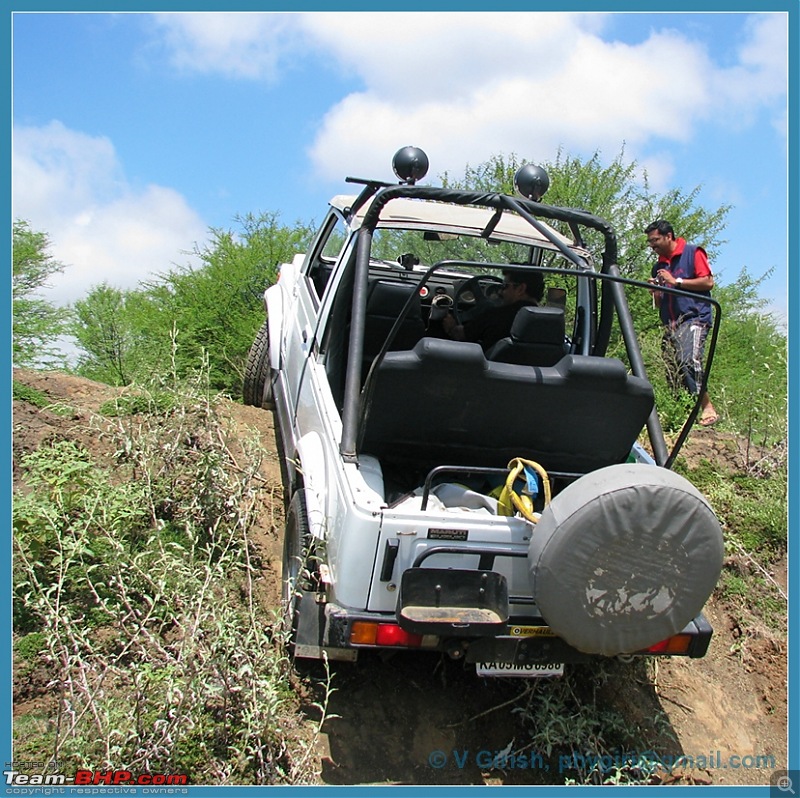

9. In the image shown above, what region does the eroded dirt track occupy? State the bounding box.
[12,369,788,786]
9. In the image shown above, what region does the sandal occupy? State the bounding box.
[698,414,719,427]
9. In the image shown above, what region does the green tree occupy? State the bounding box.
[72,284,167,386]
[70,212,314,392]
[710,268,787,449]
[12,220,69,367]
[151,212,314,392]
[442,147,730,279]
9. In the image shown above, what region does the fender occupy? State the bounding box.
[265,282,285,372]
[266,253,305,370]
[295,431,328,541]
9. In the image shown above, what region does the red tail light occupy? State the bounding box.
[644,633,692,654]
[350,622,423,648]
[375,624,423,647]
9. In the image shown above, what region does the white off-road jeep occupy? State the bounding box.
[244,147,724,678]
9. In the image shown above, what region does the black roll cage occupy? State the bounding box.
[338,183,720,471]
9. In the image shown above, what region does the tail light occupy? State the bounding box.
[643,633,692,654]
[350,622,423,648]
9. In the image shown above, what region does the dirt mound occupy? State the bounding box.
[11,368,787,786]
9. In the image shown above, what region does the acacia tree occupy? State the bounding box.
[710,268,787,449]
[71,284,168,386]
[71,212,314,391]
[149,211,315,391]
[442,147,730,276]
[12,220,70,367]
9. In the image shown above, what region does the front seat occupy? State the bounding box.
[362,279,426,367]
[485,305,567,367]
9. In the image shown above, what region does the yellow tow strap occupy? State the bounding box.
[497,457,551,523]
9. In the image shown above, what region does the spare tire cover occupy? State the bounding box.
[528,464,723,656]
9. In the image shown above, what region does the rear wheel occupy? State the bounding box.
[243,321,274,408]
[282,491,312,649]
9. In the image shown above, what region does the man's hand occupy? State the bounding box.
[655,268,677,286]
[442,313,465,340]
[647,277,663,308]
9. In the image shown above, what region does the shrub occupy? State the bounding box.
[12,373,319,784]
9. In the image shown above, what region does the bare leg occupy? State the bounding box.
[699,392,718,426]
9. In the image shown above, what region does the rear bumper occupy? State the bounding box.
[291,590,713,663]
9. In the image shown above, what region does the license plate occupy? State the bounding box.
[476,661,564,678]
[508,624,556,638]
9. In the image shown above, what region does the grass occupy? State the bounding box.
[13,380,50,408]
[12,379,75,416]
[12,370,324,785]
[511,659,679,785]
[98,389,178,417]
[672,433,787,659]
[674,457,787,556]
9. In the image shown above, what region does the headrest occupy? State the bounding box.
[510,305,565,345]
[555,354,628,384]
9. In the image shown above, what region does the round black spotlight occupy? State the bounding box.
[514,163,550,201]
[392,146,429,184]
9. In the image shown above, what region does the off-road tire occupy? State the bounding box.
[243,321,274,408]
[282,490,311,650]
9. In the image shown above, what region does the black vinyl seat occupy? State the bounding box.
[360,338,654,475]
[485,305,567,367]
[362,279,426,367]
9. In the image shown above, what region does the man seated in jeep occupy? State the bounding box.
[441,269,544,351]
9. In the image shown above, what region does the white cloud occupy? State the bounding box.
[298,13,606,98]
[149,12,304,80]
[708,14,788,132]
[299,12,785,184]
[147,12,787,185]
[304,18,717,182]
[12,121,207,304]
[738,13,788,91]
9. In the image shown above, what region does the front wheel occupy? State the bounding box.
[243,321,274,408]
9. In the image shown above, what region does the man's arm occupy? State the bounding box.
[442,313,465,340]
[655,248,714,291]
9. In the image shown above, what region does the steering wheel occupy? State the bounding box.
[453,274,505,324]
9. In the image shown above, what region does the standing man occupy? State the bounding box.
[645,220,719,427]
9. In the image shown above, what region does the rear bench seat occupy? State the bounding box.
[359,338,654,474]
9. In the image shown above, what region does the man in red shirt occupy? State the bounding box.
[645,220,719,427]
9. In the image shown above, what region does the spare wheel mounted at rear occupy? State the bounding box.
[528,464,724,656]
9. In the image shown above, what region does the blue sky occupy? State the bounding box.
[11,11,790,319]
